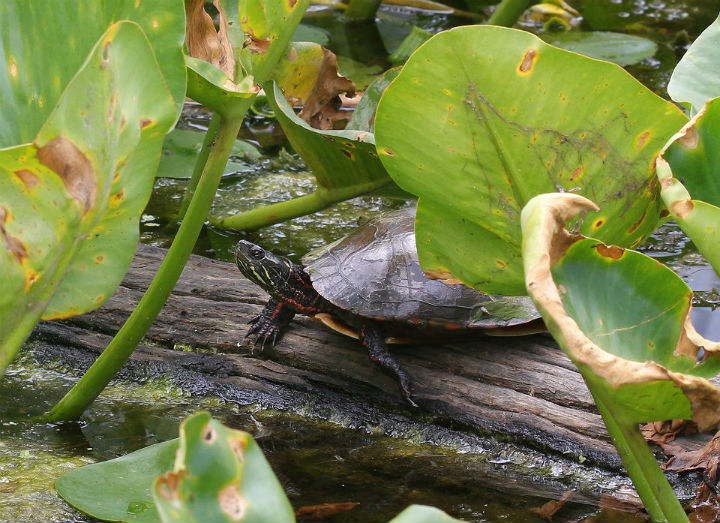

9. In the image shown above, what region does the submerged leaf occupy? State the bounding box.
[521,193,720,430]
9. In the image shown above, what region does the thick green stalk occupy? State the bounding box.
[177,113,221,220]
[487,0,533,26]
[46,110,248,421]
[591,388,689,523]
[213,179,392,230]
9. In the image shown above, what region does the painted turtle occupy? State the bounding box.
[235,207,543,406]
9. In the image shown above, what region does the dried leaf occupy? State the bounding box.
[185,0,235,79]
[641,420,698,456]
[530,490,574,521]
[295,501,359,520]
[297,48,356,130]
[666,430,720,480]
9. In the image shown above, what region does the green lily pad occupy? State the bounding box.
[158,129,261,179]
[153,412,294,523]
[545,31,657,66]
[521,193,720,429]
[0,0,185,147]
[56,439,177,523]
[0,22,176,374]
[375,25,687,295]
[668,15,720,115]
[657,96,720,277]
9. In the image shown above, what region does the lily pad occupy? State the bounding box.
[56,439,177,523]
[157,129,261,179]
[0,22,176,374]
[375,25,687,295]
[521,193,720,429]
[545,31,657,66]
[668,15,720,115]
[0,0,185,147]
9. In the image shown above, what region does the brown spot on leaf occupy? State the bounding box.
[341,149,354,160]
[0,206,27,264]
[518,49,537,73]
[10,61,18,78]
[202,423,216,443]
[228,437,247,463]
[592,218,605,229]
[626,210,647,234]
[36,136,96,214]
[155,471,182,501]
[637,130,650,149]
[296,502,359,520]
[424,269,466,285]
[595,244,624,259]
[677,124,699,149]
[14,169,39,188]
[671,198,694,219]
[185,0,236,79]
[288,0,297,7]
[218,484,246,520]
[496,259,507,268]
[140,118,152,129]
[570,166,583,181]
[659,208,670,218]
[247,35,270,54]
[95,255,104,263]
[381,148,394,157]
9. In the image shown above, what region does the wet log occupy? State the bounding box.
[30,242,711,506]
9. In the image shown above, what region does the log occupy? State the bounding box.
[30,243,709,507]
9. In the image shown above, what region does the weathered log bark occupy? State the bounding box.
[30,243,710,507]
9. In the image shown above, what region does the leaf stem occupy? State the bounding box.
[487,0,533,26]
[591,387,689,523]
[212,179,392,230]
[46,110,249,421]
[177,113,221,220]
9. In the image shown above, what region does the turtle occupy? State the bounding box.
[234,206,544,406]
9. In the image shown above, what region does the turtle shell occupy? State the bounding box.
[302,206,540,330]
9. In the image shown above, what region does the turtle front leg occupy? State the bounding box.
[359,321,418,407]
[246,297,296,351]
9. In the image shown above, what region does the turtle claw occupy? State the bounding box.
[242,299,296,354]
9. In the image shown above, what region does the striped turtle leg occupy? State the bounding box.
[359,321,417,407]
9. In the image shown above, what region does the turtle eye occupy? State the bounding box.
[249,246,265,259]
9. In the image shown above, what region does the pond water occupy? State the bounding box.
[4,1,720,522]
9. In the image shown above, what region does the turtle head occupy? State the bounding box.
[235,240,301,297]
